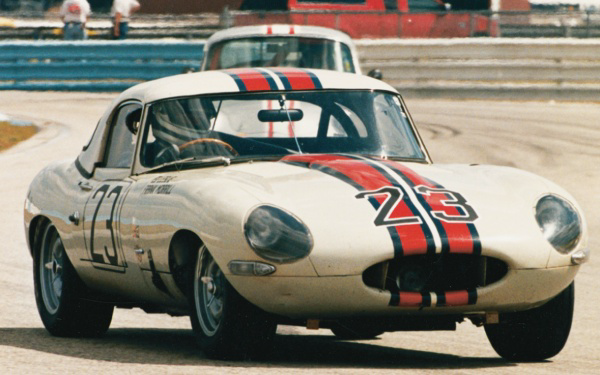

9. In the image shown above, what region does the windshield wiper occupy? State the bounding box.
[138,156,231,174]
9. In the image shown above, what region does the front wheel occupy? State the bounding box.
[189,246,276,360]
[34,221,113,337]
[485,282,574,361]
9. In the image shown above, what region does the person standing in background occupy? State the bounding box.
[111,0,141,40]
[59,0,91,40]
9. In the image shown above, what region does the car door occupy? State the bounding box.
[77,102,141,288]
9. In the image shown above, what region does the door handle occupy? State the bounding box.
[68,211,80,226]
[78,180,93,191]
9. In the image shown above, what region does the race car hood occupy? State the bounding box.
[217,154,577,275]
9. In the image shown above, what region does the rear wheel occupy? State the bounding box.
[485,282,574,361]
[34,222,113,337]
[189,246,276,360]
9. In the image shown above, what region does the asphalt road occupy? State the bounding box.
[1,92,598,374]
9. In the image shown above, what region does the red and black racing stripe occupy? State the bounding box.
[389,292,432,307]
[381,160,482,256]
[266,25,295,35]
[224,68,279,92]
[282,154,435,258]
[389,289,477,307]
[436,290,478,307]
[271,68,323,90]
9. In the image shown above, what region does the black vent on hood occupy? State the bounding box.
[363,254,508,293]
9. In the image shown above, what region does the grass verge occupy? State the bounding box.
[0,121,37,152]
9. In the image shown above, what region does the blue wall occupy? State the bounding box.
[0,40,205,91]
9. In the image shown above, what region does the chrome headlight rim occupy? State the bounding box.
[535,194,582,254]
[244,204,313,264]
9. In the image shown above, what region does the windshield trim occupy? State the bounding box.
[132,89,431,175]
[203,36,346,71]
[137,154,430,175]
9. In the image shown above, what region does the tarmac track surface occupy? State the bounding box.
[0,92,598,374]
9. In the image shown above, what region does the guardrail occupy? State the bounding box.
[0,40,204,91]
[357,39,600,100]
[1,39,599,100]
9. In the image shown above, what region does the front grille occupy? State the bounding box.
[363,254,508,293]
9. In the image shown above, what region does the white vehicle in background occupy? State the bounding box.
[201,24,383,78]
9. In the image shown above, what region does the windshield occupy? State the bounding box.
[140,90,426,168]
[205,37,356,73]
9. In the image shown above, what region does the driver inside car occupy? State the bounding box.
[143,99,237,167]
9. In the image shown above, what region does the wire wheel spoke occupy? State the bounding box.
[194,248,225,336]
[39,226,65,314]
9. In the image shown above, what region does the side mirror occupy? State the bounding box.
[367,69,383,80]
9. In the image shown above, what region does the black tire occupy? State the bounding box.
[189,246,277,360]
[330,323,384,340]
[33,221,114,337]
[485,282,574,362]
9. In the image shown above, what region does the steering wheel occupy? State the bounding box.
[150,140,180,166]
[179,138,239,157]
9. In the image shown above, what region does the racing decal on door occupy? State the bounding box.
[224,68,323,92]
[83,182,131,272]
[389,289,477,307]
[282,154,481,257]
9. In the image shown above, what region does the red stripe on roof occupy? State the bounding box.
[230,68,272,91]
[266,25,273,35]
[289,25,295,34]
[273,68,317,90]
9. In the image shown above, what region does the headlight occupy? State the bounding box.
[535,195,581,254]
[244,205,313,263]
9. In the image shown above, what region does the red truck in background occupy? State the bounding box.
[235,0,498,38]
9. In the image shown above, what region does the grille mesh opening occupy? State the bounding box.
[363,255,508,293]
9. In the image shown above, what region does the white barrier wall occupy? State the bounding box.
[356,38,600,100]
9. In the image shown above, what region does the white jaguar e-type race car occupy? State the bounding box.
[24,68,589,361]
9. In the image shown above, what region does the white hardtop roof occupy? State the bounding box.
[118,68,398,104]
[205,24,354,48]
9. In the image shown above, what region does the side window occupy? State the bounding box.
[373,94,423,158]
[104,103,142,169]
[340,44,356,73]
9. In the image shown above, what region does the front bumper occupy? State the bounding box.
[227,265,579,318]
